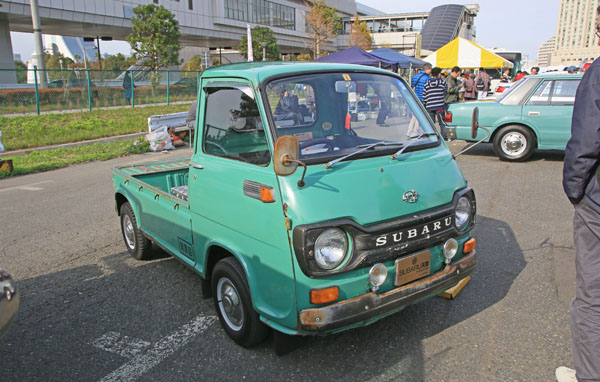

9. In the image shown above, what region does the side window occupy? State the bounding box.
[527,81,553,106]
[551,80,579,106]
[203,86,270,166]
[266,82,317,128]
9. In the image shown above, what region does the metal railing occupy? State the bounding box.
[0,68,201,116]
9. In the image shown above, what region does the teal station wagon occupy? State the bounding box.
[446,73,582,161]
[112,62,478,352]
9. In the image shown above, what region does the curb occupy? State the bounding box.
[2,132,148,157]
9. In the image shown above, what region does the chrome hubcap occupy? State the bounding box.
[501,132,527,157]
[122,215,135,250]
[217,277,244,331]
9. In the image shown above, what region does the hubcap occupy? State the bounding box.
[122,215,135,250]
[217,277,244,331]
[501,132,527,157]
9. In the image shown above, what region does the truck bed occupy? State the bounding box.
[115,157,190,200]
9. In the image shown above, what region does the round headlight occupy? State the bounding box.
[314,228,348,270]
[369,263,388,292]
[455,196,472,230]
[443,238,458,263]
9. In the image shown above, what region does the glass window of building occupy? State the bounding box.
[224,0,295,30]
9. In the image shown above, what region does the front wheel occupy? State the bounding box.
[212,257,269,347]
[493,125,536,161]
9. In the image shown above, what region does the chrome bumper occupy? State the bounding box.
[299,250,476,332]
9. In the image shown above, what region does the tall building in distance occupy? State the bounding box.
[537,36,556,67]
[551,0,600,66]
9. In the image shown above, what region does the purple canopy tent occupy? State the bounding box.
[315,46,398,69]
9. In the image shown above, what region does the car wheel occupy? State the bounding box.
[212,257,269,347]
[493,125,536,161]
[120,202,152,260]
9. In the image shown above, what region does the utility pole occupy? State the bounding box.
[30,0,47,88]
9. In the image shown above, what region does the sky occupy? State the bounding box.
[11,0,559,62]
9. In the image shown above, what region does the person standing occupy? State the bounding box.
[123,71,133,104]
[474,68,490,100]
[463,73,477,101]
[558,7,600,382]
[411,63,432,102]
[422,67,448,140]
[500,68,511,83]
[445,66,462,105]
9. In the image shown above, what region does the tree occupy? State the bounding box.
[127,4,181,92]
[14,60,27,84]
[183,55,203,71]
[304,1,342,59]
[350,15,372,50]
[238,26,280,61]
[295,53,312,62]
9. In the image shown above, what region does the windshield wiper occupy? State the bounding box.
[391,132,438,160]
[325,141,404,169]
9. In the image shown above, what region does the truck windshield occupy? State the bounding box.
[265,72,438,163]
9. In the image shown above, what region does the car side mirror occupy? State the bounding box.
[471,107,479,139]
[274,135,299,176]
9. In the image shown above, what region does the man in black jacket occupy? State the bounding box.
[444,66,462,105]
[558,6,600,382]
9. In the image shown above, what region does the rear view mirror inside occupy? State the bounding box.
[335,81,356,93]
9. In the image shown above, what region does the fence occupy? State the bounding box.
[0,68,200,116]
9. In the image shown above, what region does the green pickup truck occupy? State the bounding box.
[112,62,478,350]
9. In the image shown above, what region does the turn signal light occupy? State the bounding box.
[310,286,339,304]
[445,112,453,123]
[260,187,274,203]
[463,238,476,254]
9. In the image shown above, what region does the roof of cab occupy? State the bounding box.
[530,72,583,79]
[200,61,391,84]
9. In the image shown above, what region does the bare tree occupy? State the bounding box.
[350,15,372,50]
[304,1,342,59]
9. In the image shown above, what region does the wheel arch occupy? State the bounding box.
[491,123,539,148]
[201,244,247,300]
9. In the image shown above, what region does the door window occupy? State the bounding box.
[551,80,579,106]
[203,85,270,166]
[527,80,553,106]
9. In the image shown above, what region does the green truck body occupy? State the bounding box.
[112,62,477,348]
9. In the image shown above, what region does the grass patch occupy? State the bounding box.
[0,103,191,151]
[0,138,150,178]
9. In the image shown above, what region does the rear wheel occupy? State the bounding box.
[120,202,152,260]
[493,125,536,161]
[212,257,269,347]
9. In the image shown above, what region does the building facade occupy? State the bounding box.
[551,0,600,66]
[537,36,556,67]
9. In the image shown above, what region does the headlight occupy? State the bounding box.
[455,196,472,230]
[314,228,348,270]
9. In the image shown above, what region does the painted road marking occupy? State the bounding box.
[97,314,217,382]
[92,332,151,359]
[0,180,54,193]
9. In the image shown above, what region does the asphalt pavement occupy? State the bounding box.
[0,142,575,381]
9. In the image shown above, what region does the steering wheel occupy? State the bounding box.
[299,138,336,153]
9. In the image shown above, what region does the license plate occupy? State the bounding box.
[394,250,431,286]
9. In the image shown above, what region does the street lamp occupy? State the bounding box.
[83,36,112,71]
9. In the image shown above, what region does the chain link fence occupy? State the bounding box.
[0,68,200,116]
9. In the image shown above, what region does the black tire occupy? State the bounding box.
[212,257,269,347]
[493,125,536,162]
[119,202,152,260]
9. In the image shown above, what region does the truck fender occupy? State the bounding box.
[114,190,142,229]
[199,243,253,302]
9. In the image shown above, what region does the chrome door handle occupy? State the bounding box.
[190,163,204,169]
[528,111,540,116]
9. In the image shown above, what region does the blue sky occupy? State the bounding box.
[359,0,560,60]
[11,0,559,62]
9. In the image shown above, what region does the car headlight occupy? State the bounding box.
[455,196,472,230]
[314,228,348,270]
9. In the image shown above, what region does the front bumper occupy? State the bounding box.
[299,250,476,332]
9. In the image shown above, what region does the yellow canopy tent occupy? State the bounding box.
[423,37,514,69]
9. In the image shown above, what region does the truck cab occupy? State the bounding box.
[112,62,477,349]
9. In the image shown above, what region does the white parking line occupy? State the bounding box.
[97,314,217,382]
[92,332,151,359]
[0,180,54,193]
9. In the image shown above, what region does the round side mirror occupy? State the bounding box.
[471,107,479,139]
[274,135,299,176]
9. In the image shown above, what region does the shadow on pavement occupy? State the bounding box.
[455,141,565,162]
[0,215,524,381]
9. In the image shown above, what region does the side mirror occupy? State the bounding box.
[471,107,479,139]
[274,135,299,176]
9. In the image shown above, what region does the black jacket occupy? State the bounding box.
[563,59,600,213]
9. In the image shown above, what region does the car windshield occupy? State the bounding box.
[265,72,438,163]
